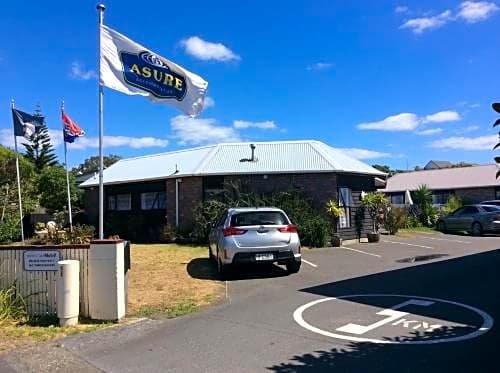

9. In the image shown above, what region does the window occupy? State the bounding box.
[230,211,288,227]
[390,193,404,205]
[141,192,166,210]
[495,188,500,199]
[108,194,131,211]
[204,176,225,200]
[431,191,454,205]
[338,187,354,228]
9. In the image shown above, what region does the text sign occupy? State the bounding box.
[24,251,60,271]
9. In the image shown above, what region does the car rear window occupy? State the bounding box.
[482,206,500,212]
[230,211,289,226]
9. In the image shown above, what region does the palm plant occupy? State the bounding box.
[360,192,389,233]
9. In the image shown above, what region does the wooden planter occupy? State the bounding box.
[367,232,380,243]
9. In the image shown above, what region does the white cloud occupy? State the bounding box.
[338,148,390,160]
[424,110,461,123]
[233,120,277,130]
[457,1,499,23]
[180,36,240,62]
[357,113,420,131]
[455,125,480,134]
[0,128,169,150]
[429,135,497,150]
[204,96,215,109]
[170,115,241,145]
[358,110,461,132]
[307,62,333,71]
[399,2,498,34]
[395,6,409,14]
[417,128,444,136]
[69,61,97,80]
[400,10,452,34]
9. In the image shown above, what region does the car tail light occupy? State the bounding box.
[278,224,298,233]
[223,226,247,236]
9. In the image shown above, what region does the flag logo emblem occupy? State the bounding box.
[120,50,187,101]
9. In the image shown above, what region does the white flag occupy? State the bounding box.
[100,24,208,117]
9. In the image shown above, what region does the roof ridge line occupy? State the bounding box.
[308,141,337,170]
[193,144,220,174]
[116,144,217,162]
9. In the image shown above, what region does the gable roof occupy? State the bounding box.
[80,140,385,187]
[424,160,452,170]
[381,165,500,193]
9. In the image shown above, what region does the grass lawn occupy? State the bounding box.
[397,227,439,236]
[0,243,223,352]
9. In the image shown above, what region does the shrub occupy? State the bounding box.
[360,192,389,232]
[192,200,228,243]
[67,224,95,244]
[405,215,422,229]
[299,215,329,248]
[0,286,27,323]
[384,207,406,235]
[442,195,462,216]
[0,215,20,244]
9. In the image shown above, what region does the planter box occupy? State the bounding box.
[367,232,380,243]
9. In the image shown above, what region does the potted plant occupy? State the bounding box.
[360,192,388,243]
[325,199,344,247]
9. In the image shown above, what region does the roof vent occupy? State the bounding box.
[240,143,258,163]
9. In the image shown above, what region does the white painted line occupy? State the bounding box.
[293,294,494,345]
[417,236,472,244]
[302,259,318,268]
[382,239,434,249]
[342,246,381,258]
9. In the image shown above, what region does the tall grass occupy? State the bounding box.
[0,286,28,324]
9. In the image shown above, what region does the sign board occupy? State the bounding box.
[24,251,60,271]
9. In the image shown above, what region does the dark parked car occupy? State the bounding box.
[437,204,500,236]
[480,200,500,206]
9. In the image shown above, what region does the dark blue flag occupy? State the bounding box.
[12,108,43,140]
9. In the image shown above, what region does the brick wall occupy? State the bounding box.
[455,187,496,204]
[166,177,203,230]
[84,188,99,223]
[224,173,338,209]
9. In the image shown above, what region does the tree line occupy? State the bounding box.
[0,107,120,243]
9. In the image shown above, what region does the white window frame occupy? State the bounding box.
[338,187,354,229]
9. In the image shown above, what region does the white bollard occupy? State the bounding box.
[57,260,80,327]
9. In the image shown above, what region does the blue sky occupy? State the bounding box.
[1,0,499,170]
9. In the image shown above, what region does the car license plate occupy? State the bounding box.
[255,253,274,261]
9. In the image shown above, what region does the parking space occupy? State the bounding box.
[4,232,497,372]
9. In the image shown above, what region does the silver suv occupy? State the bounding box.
[208,207,302,277]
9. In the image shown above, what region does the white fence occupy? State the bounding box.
[0,245,90,317]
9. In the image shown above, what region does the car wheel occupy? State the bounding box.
[217,250,229,279]
[286,260,301,274]
[437,221,447,233]
[208,244,215,261]
[471,222,483,237]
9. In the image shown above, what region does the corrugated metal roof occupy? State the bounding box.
[80,140,385,187]
[381,164,500,192]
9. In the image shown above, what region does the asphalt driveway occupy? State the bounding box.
[1,232,499,372]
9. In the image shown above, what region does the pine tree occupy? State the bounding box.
[23,104,58,171]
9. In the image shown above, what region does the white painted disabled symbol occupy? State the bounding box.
[293,294,494,345]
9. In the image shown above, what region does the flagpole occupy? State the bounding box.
[61,101,73,233]
[97,3,105,239]
[11,99,25,244]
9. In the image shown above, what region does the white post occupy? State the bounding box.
[11,100,24,244]
[175,179,181,227]
[97,3,105,239]
[62,101,73,232]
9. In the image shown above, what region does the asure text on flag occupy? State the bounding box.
[100,25,208,117]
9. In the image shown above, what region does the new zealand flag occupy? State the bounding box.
[62,111,85,143]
